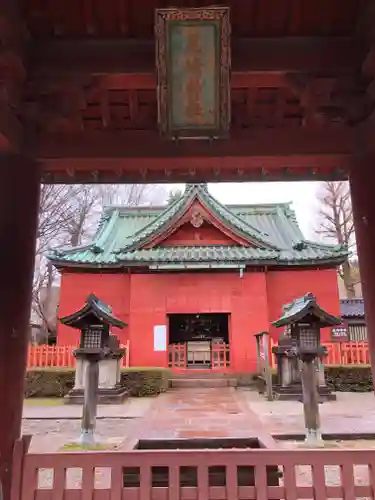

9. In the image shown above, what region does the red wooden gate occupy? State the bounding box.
[168,344,186,369]
[211,343,230,369]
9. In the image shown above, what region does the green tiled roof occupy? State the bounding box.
[272,293,341,327]
[49,183,348,268]
[59,293,126,329]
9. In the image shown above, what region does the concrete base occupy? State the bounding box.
[65,386,128,405]
[66,355,126,404]
[273,384,336,402]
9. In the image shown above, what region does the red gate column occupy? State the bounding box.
[0,157,40,498]
[350,159,375,384]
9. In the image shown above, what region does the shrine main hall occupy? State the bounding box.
[52,184,346,372]
[3,0,375,498]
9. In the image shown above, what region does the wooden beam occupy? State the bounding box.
[90,72,291,90]
[28,37,364,77]
[40,155,349,183]
[34,128,353,158]
[32,128,352,183]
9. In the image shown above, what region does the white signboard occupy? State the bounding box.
[154,325,167,351]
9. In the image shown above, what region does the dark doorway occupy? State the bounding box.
[169,313,229,369]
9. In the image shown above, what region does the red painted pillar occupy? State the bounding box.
[350,158,375,386]
[0,156,40,498]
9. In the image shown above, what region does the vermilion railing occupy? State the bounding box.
[211,343,230,369]
[27,341,130,369]
[168,343,231,370]
[27,340,370,370]
[324,341,370,365]
[269,339,370,368]
[168,343,187,369]
[12,435,375,500]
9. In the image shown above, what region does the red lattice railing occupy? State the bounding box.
[168,344,187,369]
[269,340,370,368]
[211,343,230,369]
[12,435,375,500]
[27,342,130,369]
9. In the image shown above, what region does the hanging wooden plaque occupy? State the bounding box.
[155,6,231,139]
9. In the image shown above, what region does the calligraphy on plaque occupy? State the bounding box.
[155,6,231,139]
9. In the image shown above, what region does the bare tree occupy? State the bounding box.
[32,183,167,343]
[32,185,77,342]
[315,181,357,297]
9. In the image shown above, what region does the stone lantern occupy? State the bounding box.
[59,294,127,445]
[272,293,341,446]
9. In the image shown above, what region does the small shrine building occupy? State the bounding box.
[50,184,347,372]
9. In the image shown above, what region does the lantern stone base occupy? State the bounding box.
[65,385,128,404]
[65,356,128,405]
[272,383,336,402]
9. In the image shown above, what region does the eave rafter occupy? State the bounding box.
[23,36,365,136]
[37,128,352,183]
[19,32,367,182]
[285,74,372,127]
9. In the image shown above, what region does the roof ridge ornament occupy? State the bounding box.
[190,207,204,228]
[185,183,208,193]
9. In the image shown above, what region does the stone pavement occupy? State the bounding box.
[242,390,375,437]
[22,390,375,453]
[28,388,375,489]
[131,387,276,447]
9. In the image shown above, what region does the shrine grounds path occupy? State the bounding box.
[22,389,375,452]
[22,388,375,489]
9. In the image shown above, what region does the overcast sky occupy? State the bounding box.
[169,181,321,239]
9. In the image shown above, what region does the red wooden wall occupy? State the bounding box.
[57,268,340,371]
[160,222,236,246]
[58,273,131,345]
[266,268,340,343]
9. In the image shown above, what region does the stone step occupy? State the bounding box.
[169,378,237,388]
[170,372,234,379]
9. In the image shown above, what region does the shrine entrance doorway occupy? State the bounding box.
[168,313,230,370]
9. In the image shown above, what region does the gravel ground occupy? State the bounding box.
[22,418,139,453]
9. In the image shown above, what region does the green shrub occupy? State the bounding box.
[121,367,170,396]
[325,365,372,392]
[25,369,75,398]
[25,367,170,398]
[253,365,372,393]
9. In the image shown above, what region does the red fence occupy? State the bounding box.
[27,340,370,370]
[27,341,130,369]
[324,341,370,365]
[168,344,186,369]
[11,435,375,500]
[211,343,230,369]
[270,340,370,368]
[168,343,230,370]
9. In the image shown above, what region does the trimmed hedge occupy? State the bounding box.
[253,366,373,393]
[25,367,170,398]
[121,368,169,396]
[325,365,372,392]
[25,368,75,398]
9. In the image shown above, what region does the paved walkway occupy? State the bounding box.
[28,389,375,489]
[130,387,276,447]
[242,390,375,436]
[22,390,375,452]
